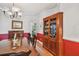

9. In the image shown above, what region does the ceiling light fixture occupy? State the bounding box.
[0,3,22,19]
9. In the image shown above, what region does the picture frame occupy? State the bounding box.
[12,20,23,29]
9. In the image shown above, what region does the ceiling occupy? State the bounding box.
[0,3,57,16]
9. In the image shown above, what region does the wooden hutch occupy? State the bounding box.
[43,12,63,56]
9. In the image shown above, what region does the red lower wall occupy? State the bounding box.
[0,34,8,41]
[0,33,29,41]
[64,39,79,56]
[37,33,44,42]
[0,33,43,42]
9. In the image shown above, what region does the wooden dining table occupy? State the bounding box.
[0,40,31,56]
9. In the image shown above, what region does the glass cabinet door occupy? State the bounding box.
[44,20,49,35]
[50,18,56,38]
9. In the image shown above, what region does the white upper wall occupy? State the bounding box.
[1,3,79,42]
[35,4,60,34]
[60,3,79,42]
[0,11,33,34]
[35,3,79,42]
[0,11,10,34]
[0,3,57,34]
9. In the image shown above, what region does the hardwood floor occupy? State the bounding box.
[0,39,53,56]
[36,41,53,56]
[22,39,53,56]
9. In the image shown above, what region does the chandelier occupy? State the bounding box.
[0,3,22,19]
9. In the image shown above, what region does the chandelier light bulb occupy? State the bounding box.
[12,6,20,12]
[18,12,22,15]
[7,11,13,15]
